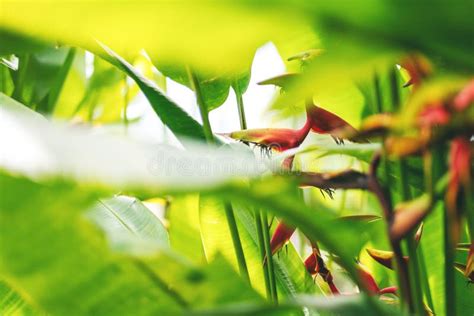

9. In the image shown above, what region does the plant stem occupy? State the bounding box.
[261,210,278,304]
[418,244,435,311]
[187,68,215,144]
[224,202,250,284]
[187,67,250,284]
[233,83,247,130]
[373,71,411,311]
[431,145,455,316]
[389,67,425,314]
[254,209,272,300]
[233,82,275,298]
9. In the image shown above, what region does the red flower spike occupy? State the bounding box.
[378,286,398,296]
[304,252,317,274]
[417,103,451,128]
[304,247,340,294]
[269,221,296,255]
[390,194,432,242]
[453,79,474,111]
[356,262,380,294]
[366,248,409,270]
[446,137,472,243]
[400,54,432,88]
[306,104,364,143]
[228,119,311,152]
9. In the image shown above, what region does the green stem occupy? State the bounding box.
[188,67,250,284]
[431,146,455,316]
[255,209,272,300]
[373,71,410,311]
[187,68,215,144]
[233,83,247,130]
[261,210,278,304]
[418,244,435,312]
[389,67,425,315]
[123,74,129,132]
[224,202,250,284]
[233,82,274,297]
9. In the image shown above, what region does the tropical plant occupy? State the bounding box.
[0,1,472,315]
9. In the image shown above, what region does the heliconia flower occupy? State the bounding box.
[356,262,380,294]
[446,137,472,243]
[258,72,365,144]
[306,103,365,144]
[366,248,409,270]
[390,194,432,242]
[269,221,296,255]
[367,223,421,269]
[304,245,340,294]
[378,286,397,296]
[453,79,474,111]
[227,119,311,152]
[400,54,432,88]
[385,135,428,157]
[417,102,451,127]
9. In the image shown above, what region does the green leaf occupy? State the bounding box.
[0,174,184,315]
[199,196,323,298]
[0,2,312,73]
[0,30,47,55]
[101,44,208,142]
[88,195,170,252]
[168,195,206,263]
[189,294,398,316]
[152,63,231,112]
[0,279,42,315]
[0,173,265,314]
[143,254,264,309]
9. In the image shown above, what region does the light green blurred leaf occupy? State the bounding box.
[0,1,313,73]
[88,195,169,252]
[0,279,42,316]
[0,174,184,314]
[190,293,399,316]
[168,195,206,263]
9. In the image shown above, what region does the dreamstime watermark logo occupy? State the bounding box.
[146,144,303,179]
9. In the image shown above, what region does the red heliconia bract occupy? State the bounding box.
[228,119,311,152]
[269,221,296,255]
[417,102,451,128]
[400,54,432,88]
[306,103,360,143]
[378,286,398,295]
[356,262,380,294]
[304,248,339,294]
[453,79,474,111]
[446,137,472,243]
